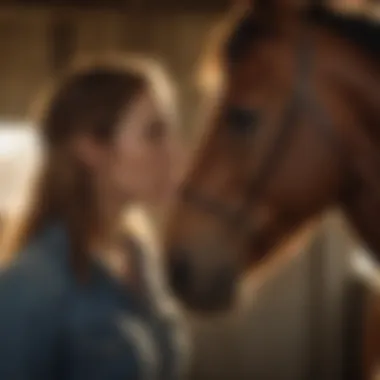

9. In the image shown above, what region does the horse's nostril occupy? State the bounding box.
[168,250,192,295]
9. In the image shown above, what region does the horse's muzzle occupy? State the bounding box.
[166,248,237,313]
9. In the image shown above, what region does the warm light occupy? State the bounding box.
[351,247,380,293]
[0,121,39,161]
[0,121,41,214]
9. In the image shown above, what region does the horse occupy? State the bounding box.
[164,0,379,313]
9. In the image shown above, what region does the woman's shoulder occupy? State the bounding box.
[0,228,72,377]
[0,225,71,312]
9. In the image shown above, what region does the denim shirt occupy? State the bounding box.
[0,223,185,380]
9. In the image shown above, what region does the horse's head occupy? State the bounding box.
[165,0,377,312]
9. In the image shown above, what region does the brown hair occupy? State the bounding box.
[0,55,175,278]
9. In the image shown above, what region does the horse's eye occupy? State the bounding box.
[225,107,260,134]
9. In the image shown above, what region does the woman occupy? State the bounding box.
[0,55,189,380]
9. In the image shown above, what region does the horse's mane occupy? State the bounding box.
[198,4,379,82]
[308,6,380,61]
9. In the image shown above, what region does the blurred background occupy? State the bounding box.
[0,0,379,379]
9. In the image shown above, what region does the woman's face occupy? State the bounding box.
[94,90,182,207]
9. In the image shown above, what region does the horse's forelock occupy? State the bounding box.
[196,4,248,93]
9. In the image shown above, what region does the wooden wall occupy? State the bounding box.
[0,6,219,130]
[0,0,377,119]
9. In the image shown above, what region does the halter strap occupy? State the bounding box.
[182,33,345,228]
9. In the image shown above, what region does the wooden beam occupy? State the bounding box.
[0,0,229,12]
[50,17,75,74]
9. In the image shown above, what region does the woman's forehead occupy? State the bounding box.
[116,93,174,135]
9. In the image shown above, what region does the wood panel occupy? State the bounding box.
[363,293,380,380]
[0,9,51,116]
[0,0,230,12]
[0,7,217,130]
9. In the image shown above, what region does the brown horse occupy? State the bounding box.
[164,0,379,312]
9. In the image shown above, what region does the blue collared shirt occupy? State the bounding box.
[0,223,182,380]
